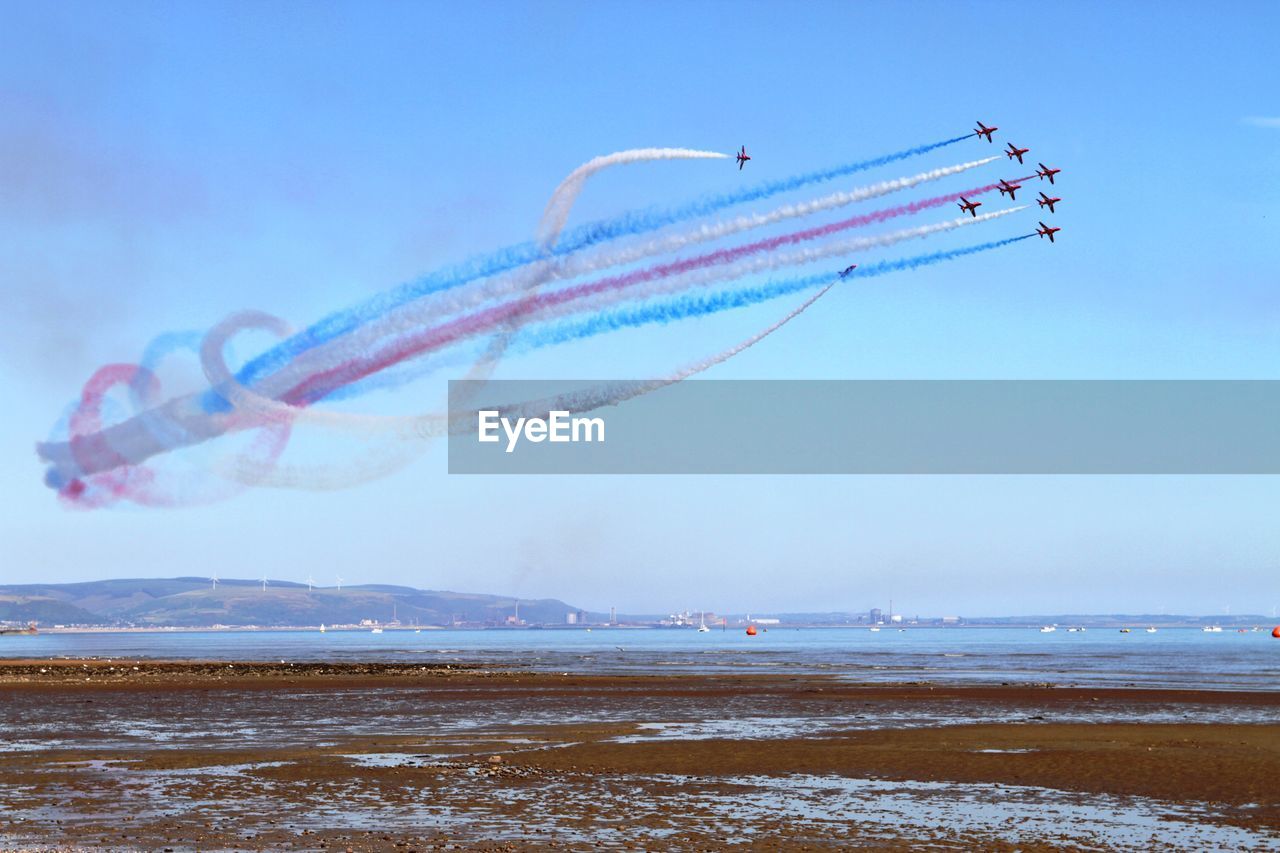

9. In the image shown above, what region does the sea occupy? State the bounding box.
[4,626,1278,690]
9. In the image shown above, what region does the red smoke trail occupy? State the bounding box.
[282,181,1023,406]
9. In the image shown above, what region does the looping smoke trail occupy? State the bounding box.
[40,134,1037,503]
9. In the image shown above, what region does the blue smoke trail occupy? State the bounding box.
[511,234,1034,355]
[229,135,972,393]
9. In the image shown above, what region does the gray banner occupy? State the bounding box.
[447,380,1280,474]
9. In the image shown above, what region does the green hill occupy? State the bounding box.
[0,577,586,628]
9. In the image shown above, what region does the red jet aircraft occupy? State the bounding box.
[838,264,857,279]
[1005,142,1030,164]
[1036,221,1061,243]
[997,178,1022,200]
[957,196,982,217]
[1037,191,1060,214]
[736,146,751,170]
[974,121,998,142]
[1035,162,1061,184]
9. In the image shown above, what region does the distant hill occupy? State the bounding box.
[0,577,587,628]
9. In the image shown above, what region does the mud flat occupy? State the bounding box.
[1,664,1277,850]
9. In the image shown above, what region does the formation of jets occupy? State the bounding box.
[971,121,1064,244]
[736,145,751,170]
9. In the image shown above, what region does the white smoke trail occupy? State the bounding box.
[537,148,730,248]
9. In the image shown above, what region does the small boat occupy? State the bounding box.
[1146,627,1157,633]
[1067,627,1081,633]
[1039,626,1056,633]
[697,612,711,633]
[869,626,881,632]
[371,627,383,634]
[319,624,326,633]
[1119,628,1131,633]
[1202,626,1223,633]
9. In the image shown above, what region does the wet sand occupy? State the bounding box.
[1,662,1277,850]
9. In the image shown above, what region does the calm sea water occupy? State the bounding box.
[4,626,1278,690]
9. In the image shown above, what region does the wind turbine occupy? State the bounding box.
[335,575,344,592]
[306,575,315,592]
[210,574,219,591]
[260,575,268,592]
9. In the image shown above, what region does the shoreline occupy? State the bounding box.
[1,658,1279,697]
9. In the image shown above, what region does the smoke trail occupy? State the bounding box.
[537,148,729,247]
[231,135,971,389]
[251,159,1007,403]
[280,207,1028,406]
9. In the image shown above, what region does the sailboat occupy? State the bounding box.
[698,612,711,633]
[319,624,326,633]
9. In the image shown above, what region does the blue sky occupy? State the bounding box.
[1,1,1278,616]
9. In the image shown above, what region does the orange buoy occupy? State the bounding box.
[745,625,758,636]
[1272,626,1280,638]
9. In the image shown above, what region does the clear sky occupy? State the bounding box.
[2,1,1278,617]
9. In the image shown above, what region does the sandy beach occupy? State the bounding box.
[1,662,1277,850]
